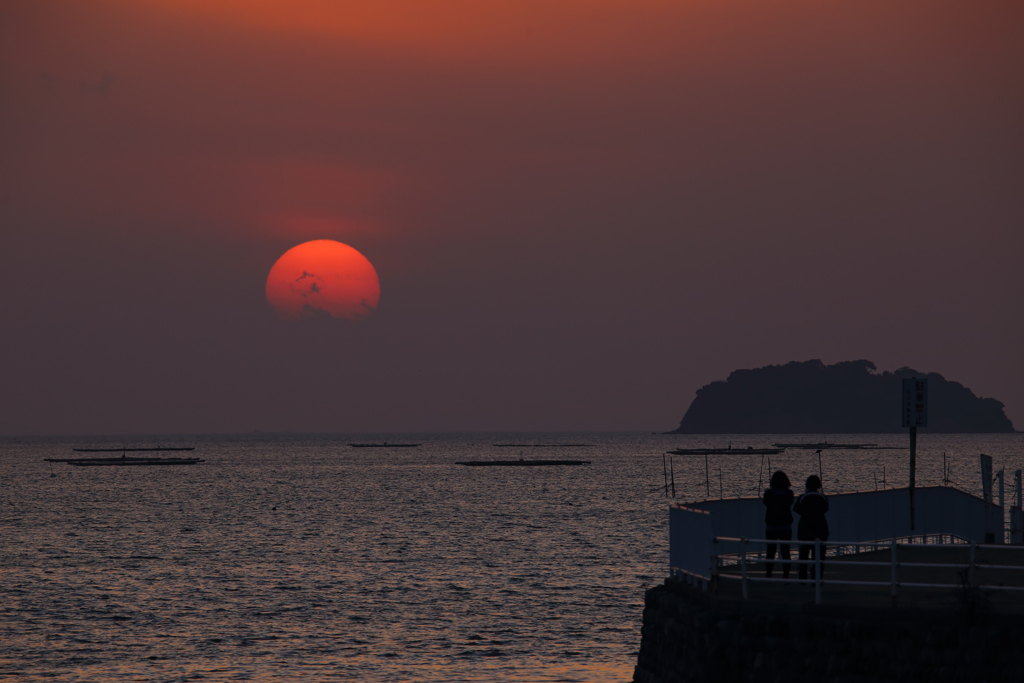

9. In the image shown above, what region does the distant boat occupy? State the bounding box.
[46,446,203,466]
[48,457,204,467]
[667,447,784,456]
[457,459,591,467]
[348,443,421,448]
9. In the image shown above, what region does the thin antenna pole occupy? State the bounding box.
[758,455,764,494]
[670,456,676,498]
[662,454,668,498]
[719,465,723,499]
[705,454,710,497]
[909,426,917,531]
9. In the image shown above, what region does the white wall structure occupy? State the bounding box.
[670,486,1003,578]
[668,506,716,583]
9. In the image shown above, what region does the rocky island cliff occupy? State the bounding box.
[672,359,1014,434]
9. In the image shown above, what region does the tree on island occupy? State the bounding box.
[672,359,1015,434]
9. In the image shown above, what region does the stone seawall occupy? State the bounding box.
[634,578,1023,683]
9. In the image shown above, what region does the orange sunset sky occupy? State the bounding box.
[1,0,1022,434]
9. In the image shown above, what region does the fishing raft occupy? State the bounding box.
[457,459,591,467]
[45,447,203,466]
[666,447,785,456]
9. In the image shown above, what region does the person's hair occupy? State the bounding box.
[770,471,790,489]
[805,475,822,491]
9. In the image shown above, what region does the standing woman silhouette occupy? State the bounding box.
[762,471,794,579]
[794,475,829,581]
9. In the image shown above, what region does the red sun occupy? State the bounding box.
[266,240,380,320]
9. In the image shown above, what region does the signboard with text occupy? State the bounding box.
[902,378,928,428]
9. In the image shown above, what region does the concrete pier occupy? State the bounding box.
[634,576,1024,682]
[641,483,1024,681]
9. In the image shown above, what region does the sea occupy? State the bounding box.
[2,432,1022,682]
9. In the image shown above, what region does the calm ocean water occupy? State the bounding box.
[2,432,1022,682]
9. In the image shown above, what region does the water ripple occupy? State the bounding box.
[3,432,1020,681]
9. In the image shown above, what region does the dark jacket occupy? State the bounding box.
[794,490,829,541]
[762,488,795,532]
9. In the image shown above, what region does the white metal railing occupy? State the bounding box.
[668,487,1017,603]
[709,537,1024,605]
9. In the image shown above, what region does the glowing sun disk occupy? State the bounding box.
[265,240,380,320]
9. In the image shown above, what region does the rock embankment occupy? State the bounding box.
[634,578,1023,683]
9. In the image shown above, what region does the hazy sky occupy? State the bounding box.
[2,0,1021,435]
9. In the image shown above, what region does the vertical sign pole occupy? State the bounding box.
[1012,469,1023,545]
[980,454,993,502]
[903,377,927,534]
[980,454,994,544]
[909,426,916,531]
[998,469,1006,543]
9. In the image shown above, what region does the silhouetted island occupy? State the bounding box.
[671,359,1015,433]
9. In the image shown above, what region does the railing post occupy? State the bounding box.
[814,539,822,605]
[999,469,1006,543]
[709,536,719,591]
[890,538,897,606]
[741,540,749,598]
[969,543,976,587]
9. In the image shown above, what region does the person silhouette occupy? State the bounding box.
[762,471,794,579]
[794,474,829,582]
